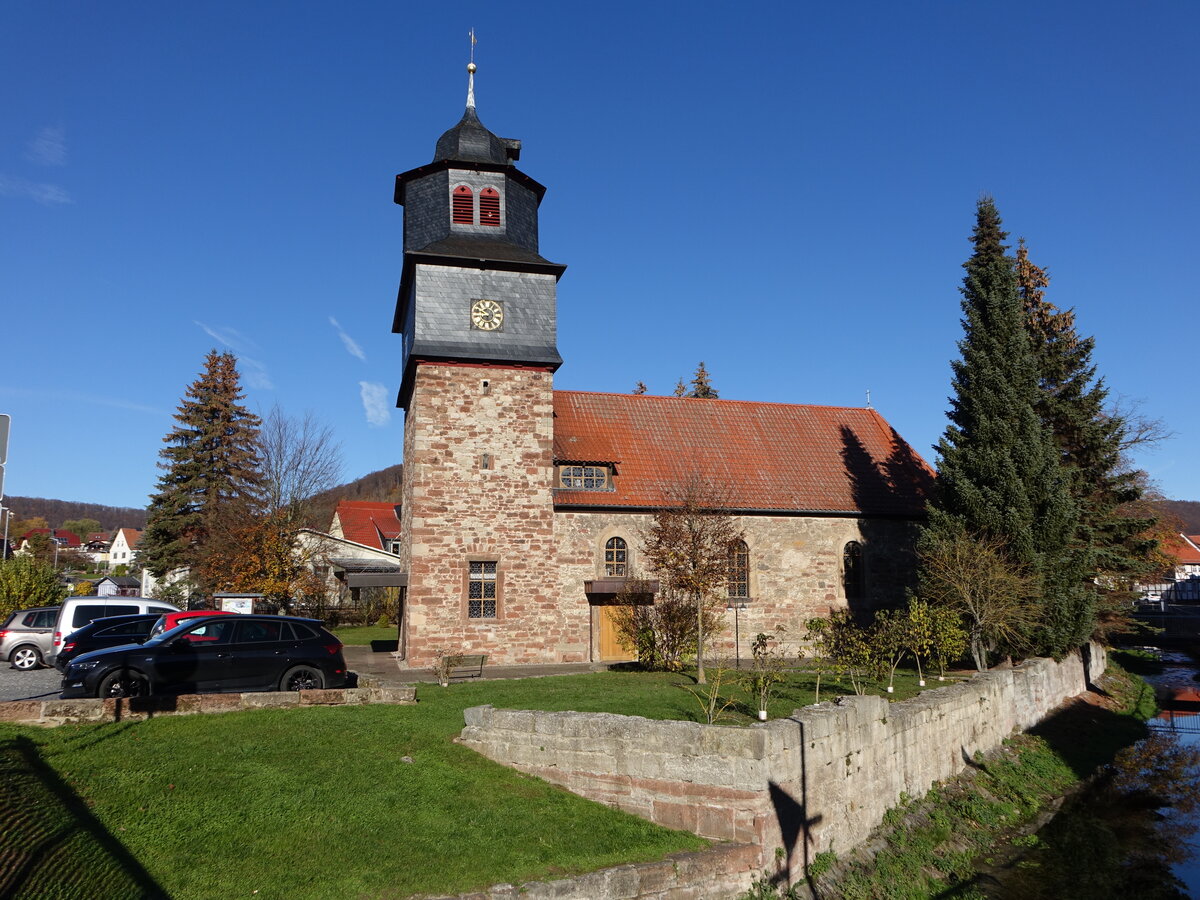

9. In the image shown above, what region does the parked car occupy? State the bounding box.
[1,605,61,670]
[49,596,179,665]
[147,608,236,639]
[60,615,348,699]
[54,614,163,672]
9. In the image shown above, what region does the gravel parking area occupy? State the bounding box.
[0,662,62,703]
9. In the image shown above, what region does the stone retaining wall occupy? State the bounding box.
[0,684,416,727]
[460,644,1105,885]
[440,843,760,900]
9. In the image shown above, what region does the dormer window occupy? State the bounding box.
[452,185,474,224]
[479,187,501,226]
[558,465,610,490]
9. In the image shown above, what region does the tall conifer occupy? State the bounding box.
[923,199,1086,658]
[1017,241,1155,625]
[139,350,263,586]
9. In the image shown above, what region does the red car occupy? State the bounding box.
[149,609,237,641]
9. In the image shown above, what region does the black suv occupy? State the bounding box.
[60,615,348,699]
[54,614,162,672]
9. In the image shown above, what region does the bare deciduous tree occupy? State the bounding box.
[258,405,343,523]
[641,475,742,684]
[916,524,1041,671]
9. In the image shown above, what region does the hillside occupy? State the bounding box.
[3,497,147,532]
[3,464,404,535]
[304,463,404,530]
[1155,499,1200,534]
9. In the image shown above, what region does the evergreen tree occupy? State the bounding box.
[922,199,1087,658]
[138,350,263,588]
[632,381,648,395]
[688,362,719,399]
[672,377,687,397]
[1017,241,1156,627]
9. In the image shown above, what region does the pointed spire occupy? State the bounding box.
[466,28,477,110]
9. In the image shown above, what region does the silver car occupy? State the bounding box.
[1,605,61,670]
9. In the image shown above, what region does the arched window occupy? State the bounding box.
[843,541,864,602]
[452,185,474,224]
[727,540,749,599]
[605,537,627,577]
[479,186,501,226]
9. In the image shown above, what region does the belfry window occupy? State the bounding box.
[479,187,501,226]
[843,541,865,602]
[727,540,749,599]
[605,538,627,577]
[452,186,474,224]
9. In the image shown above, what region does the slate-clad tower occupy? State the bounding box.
[392,65,582,666]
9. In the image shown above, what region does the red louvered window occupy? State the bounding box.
[452,186,474,224]
[479,187,500,226]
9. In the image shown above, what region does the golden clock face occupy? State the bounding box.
[470,299,503,331]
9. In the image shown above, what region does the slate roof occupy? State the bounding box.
[333,501,402,551]
[551,392,934,516]
[411,235,560,269]
[433,107,520,166]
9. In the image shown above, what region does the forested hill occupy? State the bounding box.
[4,497,148,531]
[1156,500,1200,534]
[305,463,404,530]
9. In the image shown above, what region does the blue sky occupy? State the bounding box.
[1,2,1196,512]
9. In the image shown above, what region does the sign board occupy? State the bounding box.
[215,593,260,614]
[0,414,9,466]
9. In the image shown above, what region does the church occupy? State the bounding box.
[391,65,934,669]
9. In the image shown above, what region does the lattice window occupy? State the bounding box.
[479,186,500,226]
[728,540,749,599]
[468,561,497,618]
[452,185,474,224]
[843,541,865,602]
[559,465,608,490]
[605,537,627,577]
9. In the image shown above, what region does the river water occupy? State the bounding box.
[983,648,1200,899]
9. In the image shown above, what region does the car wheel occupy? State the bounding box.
[281,665,325,692]
[98,670,150,699]
[10,645,43,671]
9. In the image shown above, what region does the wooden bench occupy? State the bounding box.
[446,654,487,681]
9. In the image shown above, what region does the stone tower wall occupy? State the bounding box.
[400,362,588,666]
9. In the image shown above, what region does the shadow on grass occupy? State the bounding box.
[1027,684,1152,779]
[0,735,167,899]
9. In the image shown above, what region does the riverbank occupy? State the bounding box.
[760,659,1159,899]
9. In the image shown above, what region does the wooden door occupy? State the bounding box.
[597,605,636,662]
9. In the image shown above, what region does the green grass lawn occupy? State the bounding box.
[330,624,397,645]
[0,666,965,899]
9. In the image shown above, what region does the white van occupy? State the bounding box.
[50,596,180,664]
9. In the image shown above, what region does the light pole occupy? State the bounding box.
[726,598,748,668]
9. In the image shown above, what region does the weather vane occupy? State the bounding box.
[469,28,477,65]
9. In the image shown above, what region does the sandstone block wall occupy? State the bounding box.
[554,511,921,662]
[403,364,588,667]
[461,644,1105,880]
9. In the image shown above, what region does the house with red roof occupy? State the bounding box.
[18,528,81,552]
[330,501,402,555]
[1165,533,1200,580]
[384,76,934,668]
[107,528,141,572]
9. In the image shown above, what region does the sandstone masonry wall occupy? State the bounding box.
[554,511,921,661]
[460,644,1105,882]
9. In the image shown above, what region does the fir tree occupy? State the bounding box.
[688,362,719,399]
[632,381,648,395]
[138,350,263,587]
[673,378,687,397]
[922,199,1087,658]
[1017,240,1155,629]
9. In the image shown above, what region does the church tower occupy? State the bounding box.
[392,63,577,666]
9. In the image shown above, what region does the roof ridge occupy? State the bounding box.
[553,389,880,414]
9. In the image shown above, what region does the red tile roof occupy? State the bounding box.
[21,528,82,547]
[115,528,142,550]
[333,501,402,551]
[1166,533,1200,566]
[552,392,934,515]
